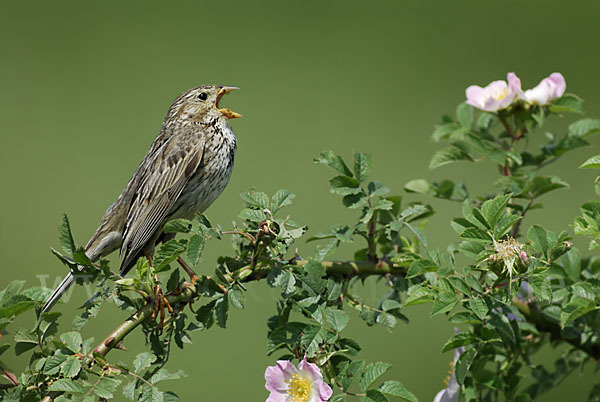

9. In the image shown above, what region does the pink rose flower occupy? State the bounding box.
[465,73,519,112]
[511,72,566,105]
[265,358,333,402]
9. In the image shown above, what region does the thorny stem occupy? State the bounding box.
[38,259,600,400]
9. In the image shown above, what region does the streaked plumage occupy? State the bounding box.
[43,85,240,312]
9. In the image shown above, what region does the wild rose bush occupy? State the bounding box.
[1,72,600,401]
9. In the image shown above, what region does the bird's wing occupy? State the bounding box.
[119,131,205,274]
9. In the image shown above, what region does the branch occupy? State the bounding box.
[513,299,600,359]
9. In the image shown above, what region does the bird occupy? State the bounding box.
[42,85,241,313]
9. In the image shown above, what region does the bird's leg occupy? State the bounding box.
[146,255,173,328]
[177,257,200,284]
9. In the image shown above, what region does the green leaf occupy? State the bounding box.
[163,218,192,233]
[455,348,477,385]
[61,355,82,378]
[353,152,372,182]
[481,193,511,228]
[431,291,460,316]
[240,191,270,209]
[301,325,326,357]
[429,145,473,169]
[271,189,295,213]
[529,276,552,301]
[404,179,433,195]
[373,199,393,211]
[360,362,392,392]
[468,297,488,320]
[460,227,492,242]
[549,94,584,114]
[342,193,367,209]
[442,332,478,352]
[59,214,76,255]
[560,297,594,327]
[48,378,85,393]
[326,309,349,332]
[457,102,473,128]
[150,368,187,384]
[186,234,204,268]
[330,175,361,195]
[60,331,82,353]
[569,118,600,137]
[376,312,397,329]
[134,352,157,373]
[94,377,121,399]
[580,154,600,169]
[238,208,266,222]
[377,380,418,402]
[228,288,245,310]
[528,225,549,255]
[315,151,353,176]
[407,259,438,278]
[363,390,389,402]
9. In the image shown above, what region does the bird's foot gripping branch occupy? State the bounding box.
[2,72,600,401]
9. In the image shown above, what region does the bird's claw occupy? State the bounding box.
[151,284,174,330]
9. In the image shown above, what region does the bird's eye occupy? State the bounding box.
[197,92,208,101]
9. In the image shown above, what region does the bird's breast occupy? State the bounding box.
[168,121,237,219]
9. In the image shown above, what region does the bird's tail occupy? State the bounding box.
[42,273,74,313]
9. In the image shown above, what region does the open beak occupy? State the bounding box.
[215,86,242,119]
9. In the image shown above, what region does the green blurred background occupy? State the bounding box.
[2,1,600,400]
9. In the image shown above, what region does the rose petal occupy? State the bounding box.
[548,72,566,98]
[265,360,298,392]
[315,380,333,401]
[298,358,323,383]
[266,391,288,402]
[507,72,523,99]
[465,85,486,109]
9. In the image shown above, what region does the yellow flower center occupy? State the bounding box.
[492,87,509,101]
[287,373,311,402]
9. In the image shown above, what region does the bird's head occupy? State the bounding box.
[170,85,242,124]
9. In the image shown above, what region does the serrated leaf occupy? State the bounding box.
[580,154,600,169]
[373,199,393,211]
[353,152,372,182]
[134,352,157,373]
[60,331,82,353]
[442,332,478,352]
[61,355,82,378]
[326,309,349,332]
[240,191,269,209]
[330,175,361,195]
[569,118,600,137]
[94,377,121,399]
[359,362,392,392]
[271,189,295,213]
[481,193,511,228]
[407,259,438,278]
[377,380,418,402]
[468,297,488,320]
[431,292,459,316]
[455,348,477,385]
[228,288,245,310]
[301,325,326,357]
[549,94,584,114]
[430,145,473,169]
[49,378,85,393]
[186,234,204,267]
[150,368,187,384]
[238,208,266,222]
[315,151,353,176]
[363,389,389,402]
[163,219,192,233]
[59,214,76,255]
[404,179,433,195]
[528,225,549,255]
